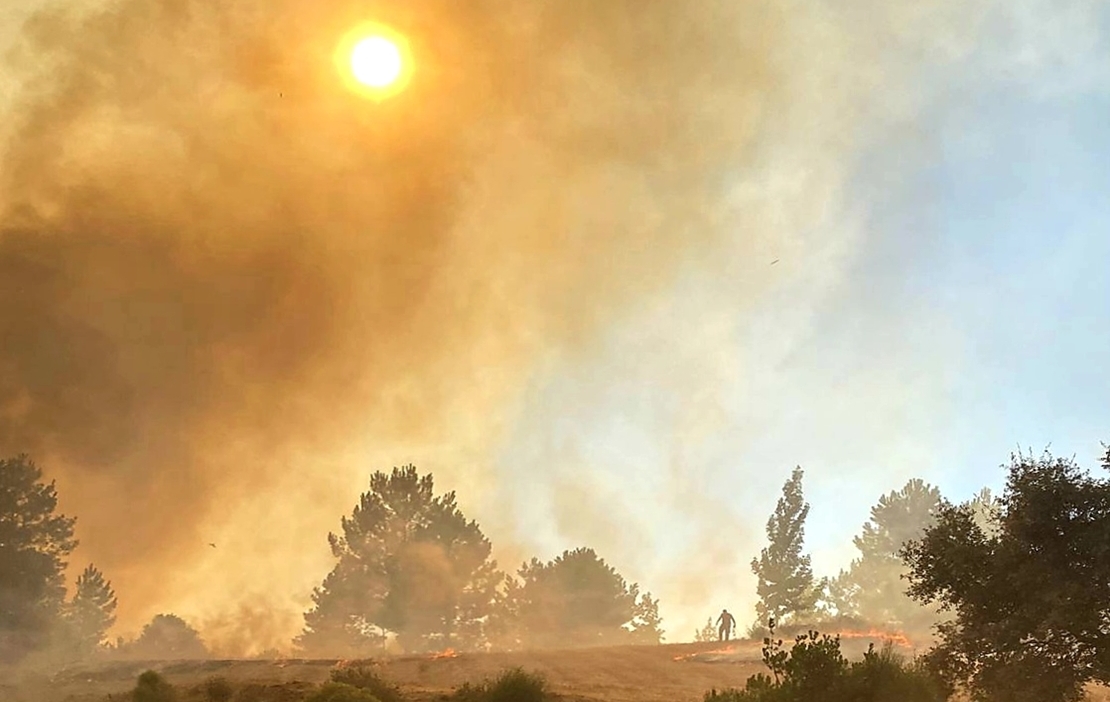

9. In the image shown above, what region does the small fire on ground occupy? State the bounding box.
[431,648,458,659]
[673,645,748,663]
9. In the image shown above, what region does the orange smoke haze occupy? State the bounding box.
[0,0,1005,651]
[0,0,784,652]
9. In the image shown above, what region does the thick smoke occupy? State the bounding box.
[1,0,786,650]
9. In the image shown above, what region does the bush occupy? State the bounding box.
[307,682,381,702]
[451,668,548,702]
[704,630,946,702]
[844,643,947,702]
[133,670,177,702]
[330,664,403,702]
[233,683,312,702]
[203,675,234,702]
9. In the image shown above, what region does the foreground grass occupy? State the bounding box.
[110,665,551,702]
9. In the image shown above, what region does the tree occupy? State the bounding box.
[0,454,77,663]
[964,486,1002,536]
[502,547,662,649]
[298,465,502,654]
[628,582,664,644]
[695,617,717,642]
[828,479,942,632]
[62,564,118,658]
[124,614,207,659]
[751,467,817,624]
[902,449,1110,702]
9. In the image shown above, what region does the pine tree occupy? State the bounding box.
[628,585,664,644]
[65,564,118,656]
[750,467,816,624]
[298,465,502,655]
[830,479,941,630]
[504,547,660,648]
[0,454,77,664]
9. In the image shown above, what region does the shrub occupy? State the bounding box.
[704,629,946,702]
[203,675,234,702]
[844,643,946,702]
[451,668,548,702]
[133,670,177,702]
[307,682,381,702]
[330,664,403,702]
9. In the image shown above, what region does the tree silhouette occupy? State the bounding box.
[63,564,118,658]
[0,454,77,663]
[125,614,207,659]
[501,547,662,649]
[694,617,716,642]
[828,479,942,631]
[903,448,1110,702]
[751,467,817,624]
[298,465,501,654]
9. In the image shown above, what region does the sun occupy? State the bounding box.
[336,23,412,100]
[351,36,402,89]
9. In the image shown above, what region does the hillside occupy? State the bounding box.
[4,637,922,702]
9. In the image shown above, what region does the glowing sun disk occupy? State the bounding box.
[350,36,403,89]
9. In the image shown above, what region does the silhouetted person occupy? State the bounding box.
[716,609,736,642]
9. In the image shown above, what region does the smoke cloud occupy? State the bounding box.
[4,0,1076,652]
[0,0,787,651]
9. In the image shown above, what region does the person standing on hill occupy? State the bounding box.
[716,609,736,641]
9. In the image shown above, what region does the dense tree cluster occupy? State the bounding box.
[9,436,1110,702]
[903,450,1110,702]
[298,465,664,655]
[748,443,1110,702]
[2,455,663,664]
[0,455,97,664]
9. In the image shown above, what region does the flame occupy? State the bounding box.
[673,645,738,662]
[431,648,458,659]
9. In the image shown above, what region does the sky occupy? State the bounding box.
[477,0,1110,635]
[0,0,1107,650]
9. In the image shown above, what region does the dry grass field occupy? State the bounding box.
[6,638,1110,702]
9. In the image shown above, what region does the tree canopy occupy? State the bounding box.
[902,449,1110,702]
[828,478,942,631]
[751,467,817,624]
[123,614,208,659]
[497,547,662,649]
[63,564,118,658]
[0,454,77,663]
[298,465,501,654]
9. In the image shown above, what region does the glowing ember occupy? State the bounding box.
[835,629,915,648]
[431,647,458,659]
